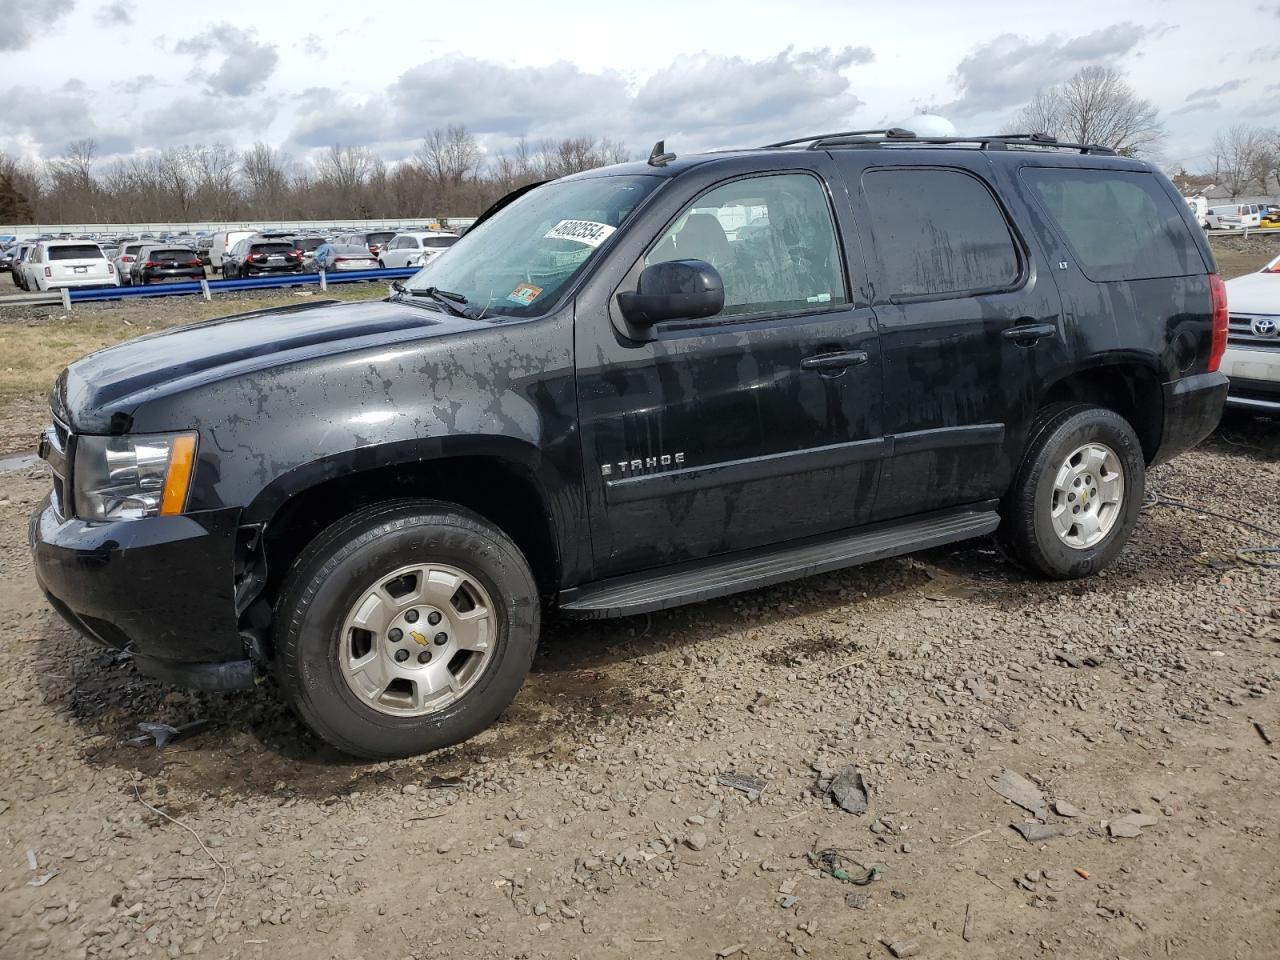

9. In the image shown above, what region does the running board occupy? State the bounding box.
[559,505,1000,619]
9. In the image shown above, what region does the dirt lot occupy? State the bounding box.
[0,259,1278,960]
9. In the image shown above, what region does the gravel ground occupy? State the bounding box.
[0,414,1277,960]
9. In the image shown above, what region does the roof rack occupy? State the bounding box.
[765,129,1116,156]
[764,128,917,148]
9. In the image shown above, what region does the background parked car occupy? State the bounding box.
[23,240,118,291]
[378,231,459,268]
[221,238,305,278]
[209,229,256,273]
[9,243,35,288]
[289,235,328,271]
[313,242,379,272]
[0,244,18,273]
[112,242,150,285]
[130,246,205,285]
[340,230,397,257]
[1220,252,1280,415]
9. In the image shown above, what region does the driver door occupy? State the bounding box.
[574,165,886,578]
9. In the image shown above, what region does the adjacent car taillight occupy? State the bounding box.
[1207,273,1227,373]
[44,266,51,277]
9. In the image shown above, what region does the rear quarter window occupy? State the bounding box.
[1021,168,1204,282]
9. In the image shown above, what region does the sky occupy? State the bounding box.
[1,0,1278,175]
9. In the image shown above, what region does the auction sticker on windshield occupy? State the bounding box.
[507,282,543,306]
[543,219,616,247]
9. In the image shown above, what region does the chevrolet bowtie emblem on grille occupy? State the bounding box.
[601,452,685,477]
[1251,317,1278,338]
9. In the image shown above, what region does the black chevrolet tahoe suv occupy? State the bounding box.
[31,130,1228,759]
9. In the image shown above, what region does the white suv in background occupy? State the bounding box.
[1222,253,1280,415]
[378,231,459,268]
[24,241,119,291]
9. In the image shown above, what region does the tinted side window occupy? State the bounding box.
[647,173,847,318]
[862,168,1020,300]
[1022,168,1203,282]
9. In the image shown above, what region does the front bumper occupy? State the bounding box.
[1220,345,1280,414]
[29,495,255,689]
[1151,371,1229,466]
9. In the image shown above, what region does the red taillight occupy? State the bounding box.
[250,253,267,263]
[290,250,303,259]
[1208,273,1228,373]
[188,259,202,267]
[121,255,134,262]
[143,261,159,268]
[368,245,379,254]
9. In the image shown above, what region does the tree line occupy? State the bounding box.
[0,125,629,225]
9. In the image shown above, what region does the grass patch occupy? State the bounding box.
[0,284,385,402]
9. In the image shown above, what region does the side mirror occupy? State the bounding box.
[616,259,724,326]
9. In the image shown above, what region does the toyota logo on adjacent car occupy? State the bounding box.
[1251,317,1278,338]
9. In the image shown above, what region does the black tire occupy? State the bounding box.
[999,403,1145,580]
[273,499,540,759]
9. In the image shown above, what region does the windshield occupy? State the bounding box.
[405,174,661,318]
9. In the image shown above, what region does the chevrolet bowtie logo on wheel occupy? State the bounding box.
[1251,317,1278,338]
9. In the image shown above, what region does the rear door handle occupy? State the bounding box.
[1002,321,1057,345]
[800,350,869,372]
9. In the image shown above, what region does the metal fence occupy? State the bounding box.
[0,218,477,237]
[0,267,420,311]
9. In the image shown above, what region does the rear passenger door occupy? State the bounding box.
[831,153,1068,520]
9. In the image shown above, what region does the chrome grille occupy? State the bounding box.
[1227,313,1280,349]
[38,414,72,517]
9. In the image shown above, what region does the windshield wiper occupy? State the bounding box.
[402,285,474,318]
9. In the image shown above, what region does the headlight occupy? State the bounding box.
[73,432,197,521]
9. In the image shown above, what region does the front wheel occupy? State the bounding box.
[999,404,1145,579]
[274,500,540,759]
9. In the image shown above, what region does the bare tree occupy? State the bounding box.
[415,125,481,189]
[239,142,292,218]
[1211,125,1268,197]
[1008,66,1164,157]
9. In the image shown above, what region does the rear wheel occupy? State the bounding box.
[274,500,540,759]
[999,404,1145,579]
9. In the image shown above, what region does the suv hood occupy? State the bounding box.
[1224,271,1280,316]
[54,298,461,432]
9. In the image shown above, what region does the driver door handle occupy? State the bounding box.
[800,350,869,372]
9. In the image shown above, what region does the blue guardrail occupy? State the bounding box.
[66,267,419,303]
